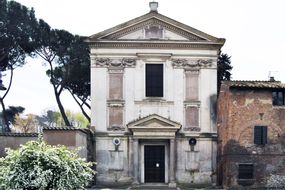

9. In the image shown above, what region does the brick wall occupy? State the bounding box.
[217,82,285,188]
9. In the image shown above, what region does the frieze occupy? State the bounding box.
[107,126,125,131]
[171,59,213,69]
[107,99,125,107]
[184,127,201,132]
[94,58,136,69]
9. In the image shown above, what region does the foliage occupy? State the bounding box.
[50,35,90,122]
[0,0,37,68]
[0,139,95,189]
[0,0,38,132]
[1,0,90,127]
[217,53,232,93]
[14,114,37,133]
[266,174,285,189]
[34,20,90,125]
[33,21,72,126]
[0,106,25,130]
[37,110,89,128]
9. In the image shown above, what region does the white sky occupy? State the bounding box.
[2,0,285,114]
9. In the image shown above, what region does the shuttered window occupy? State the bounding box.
[254,126,267,145]
[272,91,284,106]
[238,164,253,179]
[146,64,163,97]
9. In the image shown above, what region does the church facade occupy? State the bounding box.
[88,2,225,187]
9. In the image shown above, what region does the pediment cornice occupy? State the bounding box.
[87,12,225,49]
[127,114,181,138]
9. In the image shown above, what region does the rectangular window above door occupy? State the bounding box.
[145,64,163,97]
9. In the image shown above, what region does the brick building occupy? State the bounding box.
[217,80,285,188]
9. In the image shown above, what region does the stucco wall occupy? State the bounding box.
[91,48,218,133]
[0,129,90,160]
[0,134,37,157]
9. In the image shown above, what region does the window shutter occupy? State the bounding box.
[254,126,262,145]
[238,164,253,179]
[262,126,268,144]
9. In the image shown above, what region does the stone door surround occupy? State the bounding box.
[127,114,181,187]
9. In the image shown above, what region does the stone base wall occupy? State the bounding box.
[176,137,216,185]
[221,155,285,189]
[95,135,132,186]
[95,134,217,187]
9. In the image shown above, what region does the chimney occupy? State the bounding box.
[149,1,158,12]
[269,76,275,81]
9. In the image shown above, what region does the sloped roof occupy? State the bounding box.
[0,133,38,137]
[87,11,225,49]
[223,80,285,89]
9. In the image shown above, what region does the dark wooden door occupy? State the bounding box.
[144,145,165,183]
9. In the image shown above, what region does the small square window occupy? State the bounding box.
[238,164,253,179]
[272,91,284,106]
[254,126,267,145]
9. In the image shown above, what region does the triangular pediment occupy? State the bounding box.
[127,114,181,138]
[89,12,225,44]
[127,114,181,128]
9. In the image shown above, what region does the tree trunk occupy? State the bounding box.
[0,64,14,132]
[53,85,71,126]
[0,98,10,132]
[68,90,90,122]
[46,60,71,127]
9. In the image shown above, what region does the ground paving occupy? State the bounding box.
[89,185,225,190]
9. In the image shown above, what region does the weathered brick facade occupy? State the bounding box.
[217,80,285,188]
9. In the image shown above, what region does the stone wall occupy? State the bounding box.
[43,128,90,159]
[0,128,94,161]
[217,83,285,188]
[0,133,37,157]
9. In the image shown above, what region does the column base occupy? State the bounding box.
[132,181,139,185]
[168,182,177,188]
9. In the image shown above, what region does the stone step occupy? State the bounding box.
[129,184,171,189]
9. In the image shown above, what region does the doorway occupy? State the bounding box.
[144,145,165,183]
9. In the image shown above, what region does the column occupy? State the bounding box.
[169,138,176,188]
[133,138,139,184]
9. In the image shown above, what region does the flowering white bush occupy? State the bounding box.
[267,174,285,189]
[0,139,95,189]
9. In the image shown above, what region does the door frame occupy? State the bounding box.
[140,140,169,183]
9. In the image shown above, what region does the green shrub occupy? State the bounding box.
[0,139,95,189]
[266,174,285,189]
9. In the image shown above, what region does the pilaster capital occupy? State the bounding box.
[92,57,137,69]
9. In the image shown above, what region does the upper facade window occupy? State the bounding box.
[145,25,163,39]
[254,126,267,145]
[145,64,163,97]
[272,91,284,106]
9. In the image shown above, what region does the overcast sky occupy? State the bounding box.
[2,0,285,114]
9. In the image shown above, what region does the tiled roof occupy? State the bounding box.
[223,80,285,89]
[0,133,38,137]
[43,127,89,133]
